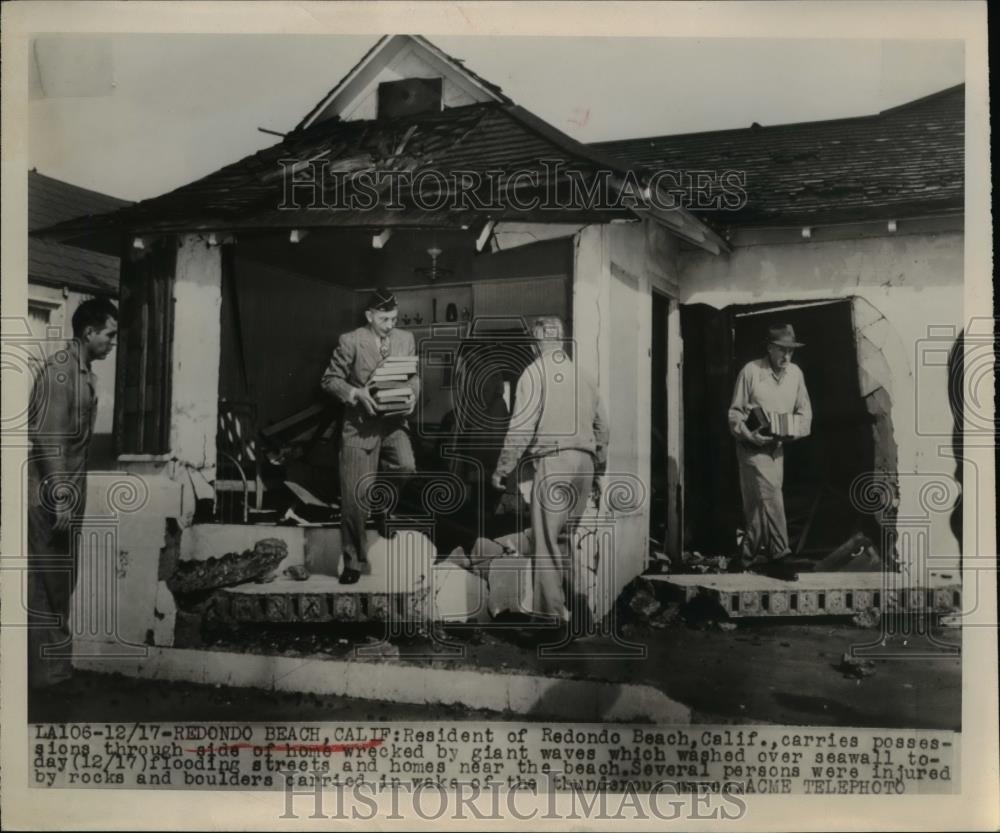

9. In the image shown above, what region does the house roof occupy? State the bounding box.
[28,170,131,295]
[592,83,965,226]
[34,102,722,251]
[297,35,510,130]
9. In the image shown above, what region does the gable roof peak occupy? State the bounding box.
[296,34,509,131]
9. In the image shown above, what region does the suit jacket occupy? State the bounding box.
[320,326,420,449]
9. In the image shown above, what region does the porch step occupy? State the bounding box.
[648,570,961,618]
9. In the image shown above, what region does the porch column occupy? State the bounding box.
[169,234,223,485]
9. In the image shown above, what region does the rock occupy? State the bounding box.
[628,580,662,621]
[361,638,400,661]
[167,538,289,593]
[649,602,682,629]
[838,652,876,678]
[852,607,882,629]
[717,621,737,632]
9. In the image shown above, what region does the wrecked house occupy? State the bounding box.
[34,36,964,668]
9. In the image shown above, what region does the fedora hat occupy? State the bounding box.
[767,324,804,348]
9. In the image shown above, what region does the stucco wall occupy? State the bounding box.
[679,231,965,569]
[573,220,681,619]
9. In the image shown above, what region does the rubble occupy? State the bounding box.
[851,607,882,629]
[167,538,289,594]
[649,602,682,629]
[626,578,662,621]
[814,532,884,572]
[838,652,876,678]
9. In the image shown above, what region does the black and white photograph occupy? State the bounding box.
[1,1,995,829]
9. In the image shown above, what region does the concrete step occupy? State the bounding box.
[648,570,961,618]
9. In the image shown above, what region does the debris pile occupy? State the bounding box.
[851,607,882,629]
[838,652,876,679]
[814,532,884,572]
[678,551,730,574]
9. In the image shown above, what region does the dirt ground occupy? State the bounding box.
[30,620,961,728]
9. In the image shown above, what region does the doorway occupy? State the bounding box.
[649,291,669,555]
[682,298,882,561]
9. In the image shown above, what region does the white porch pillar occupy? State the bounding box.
[169,234,222,484]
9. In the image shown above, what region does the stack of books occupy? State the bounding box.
[369,357,418,413]
[745,407,805,439]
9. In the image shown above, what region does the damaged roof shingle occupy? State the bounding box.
[33,103,637,241]
[592,84,964,226]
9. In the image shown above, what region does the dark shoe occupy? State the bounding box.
[339,568,361,585]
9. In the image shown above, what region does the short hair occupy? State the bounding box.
[72,298,118,338]
[531,315,564,341]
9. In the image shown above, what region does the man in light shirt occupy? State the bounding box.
[728,323,812,579]
[491,316,609,632]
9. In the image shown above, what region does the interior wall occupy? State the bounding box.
[679,231,964,568]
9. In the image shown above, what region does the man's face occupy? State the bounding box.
[366,308,398,337]
[767,343,794,372]
[84,317,117,361]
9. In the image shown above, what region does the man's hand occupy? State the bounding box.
[747,428,772,448]
[402,389,417,417]
[490,471,506,491]
[353,385,378,416]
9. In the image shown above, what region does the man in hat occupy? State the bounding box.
[728,323,812,579]
[321,288,419,584]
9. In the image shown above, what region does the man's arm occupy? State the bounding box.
[29,358,72,480]
[727,364,756,442]
[320,333,359,405]
[793,368,813,438]
[29,356,76,528]
[494,364,543,480]
[401,330,420,401]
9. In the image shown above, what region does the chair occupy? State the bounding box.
[215,399,264,523]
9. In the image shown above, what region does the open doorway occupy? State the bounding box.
[682,298,885,565]
[649,291,669,556]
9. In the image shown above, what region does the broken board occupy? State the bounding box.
[648,570,961,618]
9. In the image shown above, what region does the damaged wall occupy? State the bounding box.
[678,231,964,569]
[573,219,681,621]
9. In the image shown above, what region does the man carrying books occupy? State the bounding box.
[321,288,420,584]
[727,323,812,580]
